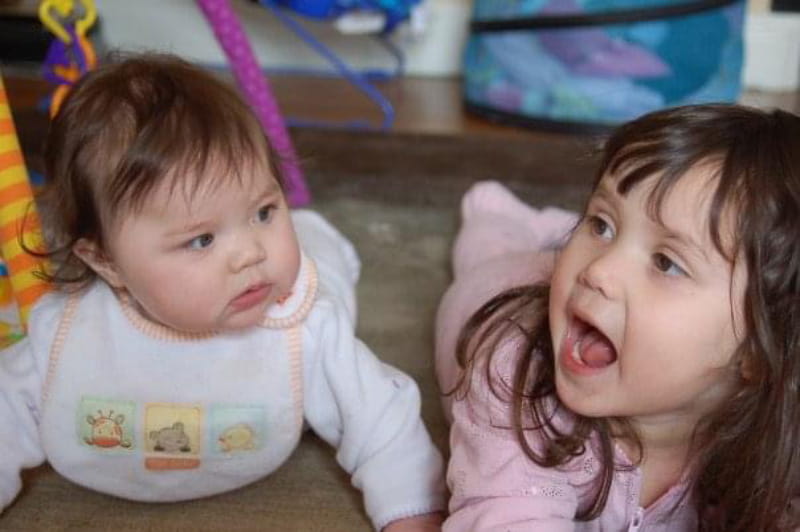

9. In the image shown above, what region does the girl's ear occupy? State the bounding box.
[739,354,754,382]
[72,238,125,288]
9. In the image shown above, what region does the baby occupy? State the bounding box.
[0,53,444,531]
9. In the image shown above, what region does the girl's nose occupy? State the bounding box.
[578,248,621,299]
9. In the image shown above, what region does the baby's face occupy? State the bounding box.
[97,162,300,333]
[548,165,746,435]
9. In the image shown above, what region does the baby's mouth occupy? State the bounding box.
[569,317,618,369]
[230,283,271,311]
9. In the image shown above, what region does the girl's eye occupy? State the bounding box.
[256,205,274,223]
[587,215,613,240]
[653,252,687,277]
[187,233,214,250]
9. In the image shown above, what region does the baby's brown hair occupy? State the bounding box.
[36,52,284,288]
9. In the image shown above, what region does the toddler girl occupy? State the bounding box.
[0,53,445,532]
[436,104,800,531]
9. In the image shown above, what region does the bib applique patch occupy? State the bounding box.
[144,403,202,470]
[76,399,271,468]
[78,397,135,451]
[209,405,265,455]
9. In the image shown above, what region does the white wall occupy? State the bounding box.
[96,0,471,77]
[744,10,800,90]
[97,0,800,89]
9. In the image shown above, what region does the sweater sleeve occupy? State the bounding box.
[443,341,579,532]
[303,301,446,531]
[0,336,47,513]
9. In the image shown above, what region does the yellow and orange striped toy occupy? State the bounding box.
[0,71,51,347]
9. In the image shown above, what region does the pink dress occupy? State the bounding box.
[435,182,697,531]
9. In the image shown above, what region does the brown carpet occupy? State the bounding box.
[2,115,598,530]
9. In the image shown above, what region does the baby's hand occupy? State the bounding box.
[381,512,444,532]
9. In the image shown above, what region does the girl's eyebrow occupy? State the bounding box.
[240,176,280,207]
[165,219,211,238]
[595,177,713,263]
[245,190,280,216]
[164,178,282,238]
[657,223,711,263]
[589,180,619,207]
[261,177,280,196]
[251,181,281,205]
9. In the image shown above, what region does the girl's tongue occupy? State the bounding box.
[575,320,617,368]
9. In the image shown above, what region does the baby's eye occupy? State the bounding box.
[256,205,274,223]
[653,252,687,277]
[587,215,613,240]
[187,233,214,250]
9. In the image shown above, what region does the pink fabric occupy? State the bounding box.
[436,181,576,420]
[435,182,697,531]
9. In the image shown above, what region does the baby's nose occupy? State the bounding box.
[229,235,267,271]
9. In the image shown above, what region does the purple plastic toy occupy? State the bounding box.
[197,0,311,207]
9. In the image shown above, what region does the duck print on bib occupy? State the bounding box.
[210,405,265,455]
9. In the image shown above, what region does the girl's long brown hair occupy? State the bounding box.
[453,104,800,530]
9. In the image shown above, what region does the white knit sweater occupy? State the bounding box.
[0,210,445,530]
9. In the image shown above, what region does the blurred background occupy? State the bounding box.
[1,0,798,134]
[0,3,799,530]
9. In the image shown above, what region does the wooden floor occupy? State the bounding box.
[3,66,799,139]
[0,68,531,138]
[264,74,800,135]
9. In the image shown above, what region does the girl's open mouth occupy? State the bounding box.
[565,316,618,370]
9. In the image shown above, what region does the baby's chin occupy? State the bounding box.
[133,306,214,335]
[146,303,270,334]
[164,321,256,335]
[162,321,219,335]
[215,319,263,333]
[156,313,257,335]
[213,310,270,333]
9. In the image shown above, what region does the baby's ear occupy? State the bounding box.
[72,238,125,288]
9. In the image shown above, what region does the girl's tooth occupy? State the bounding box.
[572,341,584,364]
